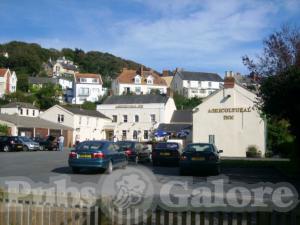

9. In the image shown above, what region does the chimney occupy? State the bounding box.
[140,65,144,76]
[108,89,113,96]
[224,71,235,88]
[167,88,174,98]
[162,70,169,77]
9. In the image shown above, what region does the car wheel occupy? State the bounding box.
[179,168,186,176]
[213,166,221,175]
[23,146,29,151]
[3,145,10,152]
[72,167,80,174]
[106,161,113,174]
[152,160,158,166]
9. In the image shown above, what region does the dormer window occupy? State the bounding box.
[134,75,141,84]
[146,76,153,84]
[80,78,87,83]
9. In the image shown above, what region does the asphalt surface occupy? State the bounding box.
[0,150,298,187]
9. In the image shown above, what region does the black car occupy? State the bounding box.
[179,143,223,175]
[116,141,151,163]
[33,136,58,151]
[152,142,181,166]
[0,136,24,152]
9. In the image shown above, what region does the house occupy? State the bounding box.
[171,69,223,98]
[97,94,176,142]
[0,102,40,117]
[0,68,17,97]
[0,114,72,146]
[192,72,266,157]
[72,73,104,104]
[28,76,73,90]
[112,67,167,95]
[39,105,111,144]
[52,57,78,77]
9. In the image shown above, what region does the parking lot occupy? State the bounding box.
[0,150,299,190]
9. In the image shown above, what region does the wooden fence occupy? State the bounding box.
[0,198,300,225]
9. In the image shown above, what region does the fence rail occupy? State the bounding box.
[0,198,299,225]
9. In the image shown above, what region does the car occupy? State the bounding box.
[116,141,151,163]
[15,136,40,151]
[179,143,223,175]
[33,136,58,151]
[152,142,181,166]
[68,141,128,174]
[0,136,24,152]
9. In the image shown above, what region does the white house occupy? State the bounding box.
[192,73,266,157]
[112,67,167,95]
[39,105,111,144]
[97,94,177,142]
[171,70,223,98]
[0,68,17,97]
[72,73,104,104]
[0,102,40,117]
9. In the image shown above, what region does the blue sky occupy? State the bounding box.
[1,0,300,76]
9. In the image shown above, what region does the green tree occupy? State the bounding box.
[81,101,97,110]
[34,83,62,109]
[174,92,202,110]
[0,124,9,135]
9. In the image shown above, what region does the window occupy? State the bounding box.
[147,77,153,84]
[32,110,35,116]
[20,108,23,115]
[133,130,138,139]
[135,87,141,94]
[122,130,127,139]
[200,89,206,94]
[134,115,139,122]
[150,114,156,123]
[112,115,117,123]
[80,78,87,83]
[79,116,82,125]
[79,88,89,96]
[57,114,64,123]
[135,77,141,84]
[26,109,29,115]
[209,135,215,144]
[144,130,149,140]
[92,78,98,83]
[198,81,201,87]
[208,82,212,87]
[123,115,128,123]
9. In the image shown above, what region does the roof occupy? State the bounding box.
[0,68,8,77]
[171,110,193,123]
[75,73,103,84]
[157,123,192,133]
[161,76,173,87]
[28,77,58,85]
[102,94,170,105]
[61,106,110,119]
[177,71,223,82]
[116,68,167,86]
[60,63,78,71]
[1,102,39,110]
[0,114,72,130]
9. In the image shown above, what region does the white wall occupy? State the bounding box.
[74,83,104,104]
[113,82,167,95]
[193,85,266,157]
[1,107,39,117]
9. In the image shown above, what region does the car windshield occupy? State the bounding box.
[185,144,214,152]
[76,142,104,151]
[117,142,134,149]
[19,137,32,142]
[155,142,179,150]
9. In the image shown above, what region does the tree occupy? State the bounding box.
[81,101,97,110]
[173,92,202,110]
[0,124,9,135]
[34,83,63,109]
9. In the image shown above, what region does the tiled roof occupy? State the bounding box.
[0,68,8,76]
[102,94,170,105]
[116,68,167,86]
[75,73,103,84]
[62,106,109,119]
[28,77,58,85]
[177,71,223,82]
[1,102,39,110]
[170,110,193,123]
[157,123,192,133]
[60,63,78,71]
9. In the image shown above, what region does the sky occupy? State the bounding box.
[1,0,300,76]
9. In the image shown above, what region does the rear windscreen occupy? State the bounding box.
[76,142,104,150]
[185,144,213,152]
[117,142,134,149]
[155,143,179,150]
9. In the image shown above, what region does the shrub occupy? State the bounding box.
[246,145,262,158]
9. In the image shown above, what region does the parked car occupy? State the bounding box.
[33,136,58,151]
[68,141,127,174]
[116,141,151,163]
[179,143,223,175]
[0,136,24,152]
[152,142,181,166]
[15,136,40,151]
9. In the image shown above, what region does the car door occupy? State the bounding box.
[114,143,126,164]
[107,143,120,166]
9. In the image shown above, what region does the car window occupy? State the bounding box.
[117,142,134,149]
[155,142,179,150]
[185,144,213,152]
[113,144,120,151]
[19,137,32,142]
[76,142,104,151]
[0,136,8,141]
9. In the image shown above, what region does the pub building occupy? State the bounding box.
[192,72,266,157]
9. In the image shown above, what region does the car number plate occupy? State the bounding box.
[192,157,205,161]
[79,154,91,159]
[17,145,22,148]
[160,153,170,156]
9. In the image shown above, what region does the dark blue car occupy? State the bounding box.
[179,143,223,175]
[152,142,181,166]
[68,141,128,174]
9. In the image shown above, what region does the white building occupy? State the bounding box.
[112,67,167,95]
[72,73,104,104]
[171,70,223,98]
[52,57,78,77]
[192,73,266,157]
[0,102,40,117]
[97,94,176,142]
[0,68,17,96]
[39,105,111,144]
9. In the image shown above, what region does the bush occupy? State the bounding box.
[246,145,262,158]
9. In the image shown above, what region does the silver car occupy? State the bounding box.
[17,136,40,151]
